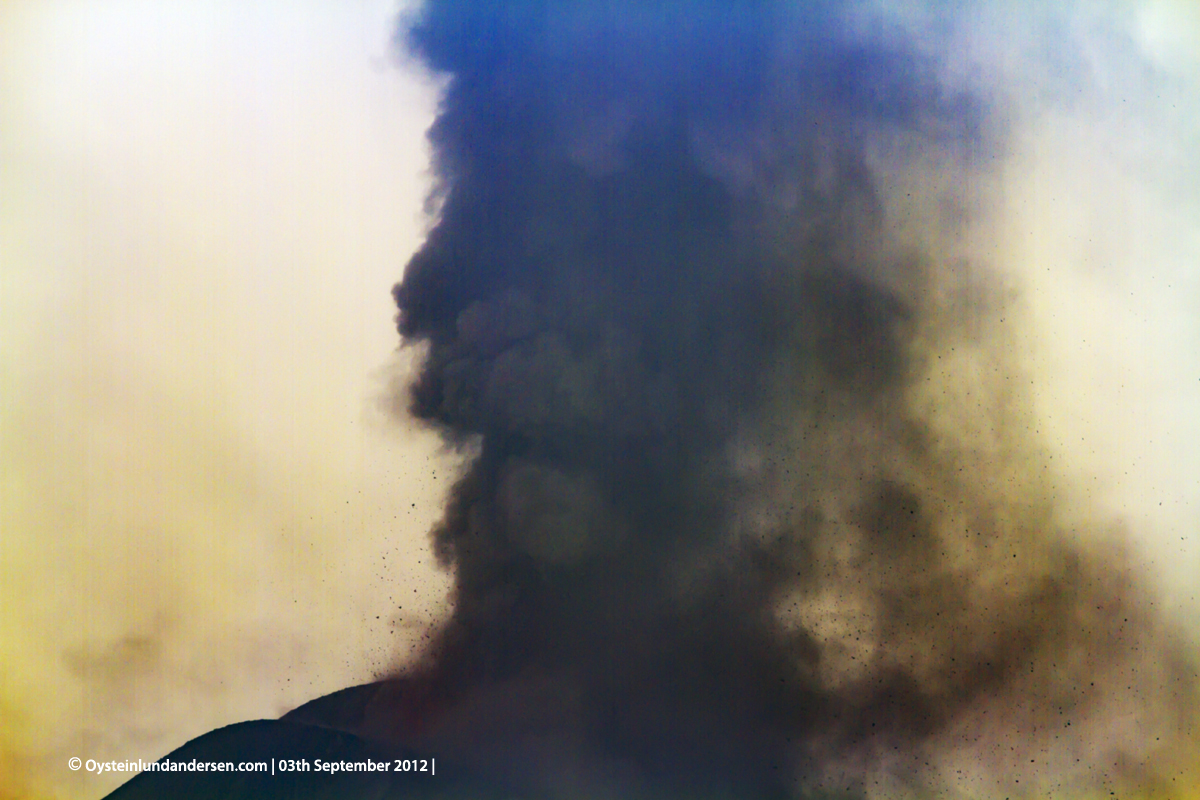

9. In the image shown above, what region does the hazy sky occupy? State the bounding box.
[1,2,457,797]
[1,2,1198,799]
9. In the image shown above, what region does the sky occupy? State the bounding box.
[1,2,457,797]
[1,1,1198,799]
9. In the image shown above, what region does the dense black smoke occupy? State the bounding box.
[383,2,1196,797]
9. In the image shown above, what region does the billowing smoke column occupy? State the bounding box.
[387,1,1196,797]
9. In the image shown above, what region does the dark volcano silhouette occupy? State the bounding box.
[103,681,528,800]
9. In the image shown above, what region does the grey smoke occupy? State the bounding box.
[380,2,1199,797]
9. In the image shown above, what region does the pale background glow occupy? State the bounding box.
[1,2,456,797]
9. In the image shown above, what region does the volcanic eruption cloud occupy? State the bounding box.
[383,1,1200,798]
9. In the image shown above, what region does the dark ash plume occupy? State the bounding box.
[384,2,1197,797]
